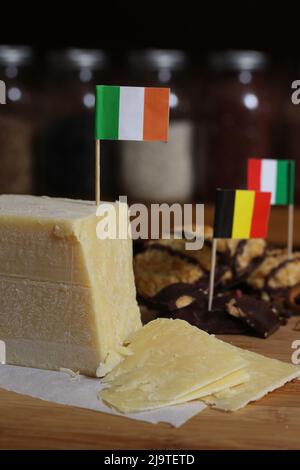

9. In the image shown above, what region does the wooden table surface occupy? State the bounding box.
[1,318,300,450]
[0,207,300,450]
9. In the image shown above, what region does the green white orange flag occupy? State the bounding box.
[95,85,170,141]
[213,189,271,239]
[248,158,295,206]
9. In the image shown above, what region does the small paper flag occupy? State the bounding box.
[213,189,271,239]
[248,158,295,205]
[95,85,170,142]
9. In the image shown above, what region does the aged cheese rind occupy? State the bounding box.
[100,318,248,412]
[0,195,141,376]
[202,347,300,411]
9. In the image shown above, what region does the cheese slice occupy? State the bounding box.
[100,318,249,412]
[0,195,141,377]
[101,368,250,412]
[202,347,300,411]
[180,369,249,402]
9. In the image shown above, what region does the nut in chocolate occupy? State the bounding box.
[96,196,204,250]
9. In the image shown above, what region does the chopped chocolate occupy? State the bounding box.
[133,239,147,256]
[139,231,266,295]
[287,283,300,314]
[226,294,281,338]
[269,293,294,320]
[141,283,281,338]
[141,282,206,312]
[141,285,249,334]
[133,227,300,339]
[160,291,249,335]
[139,305,158,325]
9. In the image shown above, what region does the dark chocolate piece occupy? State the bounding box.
[133,239,147,256]
[140,281,281,338]
[226,294,281,338]
[141,282,207,312]
[160,291,249,335]
[162,308,248,335]
[287,283,300,314]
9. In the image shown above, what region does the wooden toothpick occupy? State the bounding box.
[287,203,294,260]
[208,238,217,312]
[95,139,100,206]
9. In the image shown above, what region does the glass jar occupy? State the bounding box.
[0,45,36,194]
[34,48,117,201]
[284,62,300,203]
[119,49,194,203]
[200,50,273,201]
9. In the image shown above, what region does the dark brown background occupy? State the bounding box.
[1,2,297,54]
[1,1,300,202]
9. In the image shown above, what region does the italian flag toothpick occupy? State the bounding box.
[248,158,295,258]
[248,158,295,206]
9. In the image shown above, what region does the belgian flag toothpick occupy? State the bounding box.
[208,189,271,311]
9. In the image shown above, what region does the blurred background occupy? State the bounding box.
[1,1,300,205]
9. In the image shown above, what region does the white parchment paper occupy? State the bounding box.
[0,364,206,428]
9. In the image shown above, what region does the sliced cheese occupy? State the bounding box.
[203,347,300,411]
[180,369,249,402]
[0,195,141,377]
[100,318,248,413]
[101,368,250,412]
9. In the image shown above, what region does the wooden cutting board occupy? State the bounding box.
[0,316,300,450]
[1,206,300,450]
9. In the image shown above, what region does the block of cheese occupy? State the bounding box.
[100,318,249,412]
[203,347,300,411]
[0,195,141,377]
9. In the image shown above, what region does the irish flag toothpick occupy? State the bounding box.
[248,158,295,258]
[94,85,170,204]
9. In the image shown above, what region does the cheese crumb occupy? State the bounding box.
[59,367,80,380]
